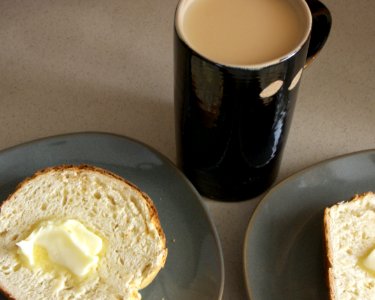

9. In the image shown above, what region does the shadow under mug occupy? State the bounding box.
[174,0,332,201]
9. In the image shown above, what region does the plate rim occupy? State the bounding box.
[0,131,225,300]
[243,148,375,299]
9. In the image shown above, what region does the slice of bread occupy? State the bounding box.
[324,191,375,300]
[0,165,167,300]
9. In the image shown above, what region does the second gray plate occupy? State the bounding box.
[244,150,375,300]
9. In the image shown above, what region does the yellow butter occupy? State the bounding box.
[363,249,375,272]
[17,220,103,277]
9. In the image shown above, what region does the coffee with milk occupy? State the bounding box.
[177,0,308,66]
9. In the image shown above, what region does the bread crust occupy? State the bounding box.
[0,164,167,299]
[323,206,335,300]
[0,288,15,300]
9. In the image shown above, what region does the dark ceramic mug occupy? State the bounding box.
[174,0,332,201]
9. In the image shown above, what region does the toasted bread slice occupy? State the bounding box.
[324,192,375,300]
[0,165,167,299]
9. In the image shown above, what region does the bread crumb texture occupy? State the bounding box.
[0,165,167,300]
[326,192,375,300]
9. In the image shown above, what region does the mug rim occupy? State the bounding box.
[175,0,313,70]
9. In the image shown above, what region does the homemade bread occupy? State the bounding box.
[324,191,375,300]
[0,165,167,300]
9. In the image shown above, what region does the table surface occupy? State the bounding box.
[0,1,374,299]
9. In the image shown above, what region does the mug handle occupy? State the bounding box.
[305,0,332,68]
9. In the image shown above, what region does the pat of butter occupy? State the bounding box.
[17,220,103,277]
[363,249,375,272]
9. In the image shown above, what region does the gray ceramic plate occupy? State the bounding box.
[0,132,224,300]
[244,150,375,300]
